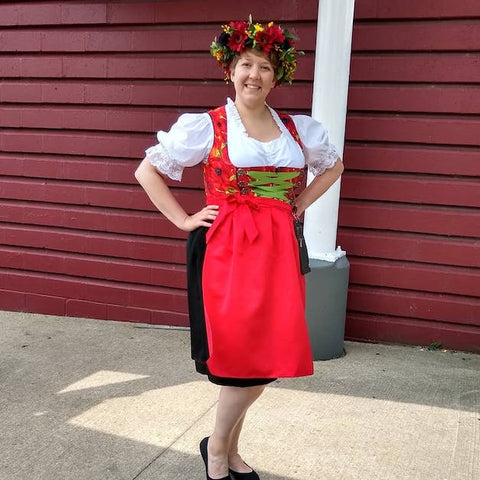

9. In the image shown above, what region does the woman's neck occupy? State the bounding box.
[232,98,281,142]
[234,98,270,120]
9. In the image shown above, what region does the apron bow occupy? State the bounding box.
[207,195,260,244]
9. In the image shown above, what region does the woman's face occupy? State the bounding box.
[230,49,276,106]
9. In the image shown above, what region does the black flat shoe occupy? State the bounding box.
[229,465,260,480]
[199,437,231,480]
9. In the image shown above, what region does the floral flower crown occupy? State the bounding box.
[210,16,304,85]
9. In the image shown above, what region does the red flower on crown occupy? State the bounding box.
[255,23,285,53]
[227,21,249,52]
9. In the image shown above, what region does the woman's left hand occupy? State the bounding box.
[294,158,344,216]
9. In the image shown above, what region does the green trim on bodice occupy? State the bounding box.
[246,170,302,202]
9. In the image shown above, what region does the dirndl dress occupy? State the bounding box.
[145,99,339,382]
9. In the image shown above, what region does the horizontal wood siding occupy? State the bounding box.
[1,0,478,353]
[0,1,317,325]
[340,0,480,352]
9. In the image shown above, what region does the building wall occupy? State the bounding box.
[0,1,478,351]
[340,0,480,351]
[0,0,318,324]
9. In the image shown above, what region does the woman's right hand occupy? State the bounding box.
[179,205,219,231]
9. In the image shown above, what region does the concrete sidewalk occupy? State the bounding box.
[1,310,479,480]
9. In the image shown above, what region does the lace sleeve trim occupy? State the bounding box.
[145,141,184,181]
[308,143,340,177]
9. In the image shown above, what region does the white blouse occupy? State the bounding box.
[145,98,339,181]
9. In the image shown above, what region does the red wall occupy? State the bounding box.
[0,1,479,352]
[0,1,318,324]
[340,0,480,351]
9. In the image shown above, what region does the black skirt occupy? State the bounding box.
[186,227,276,388]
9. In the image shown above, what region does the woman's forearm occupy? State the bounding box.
[294,158,344,217]
[135,158,218,231]
[134,158,190,228]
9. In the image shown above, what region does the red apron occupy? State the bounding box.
[199,105,314,378]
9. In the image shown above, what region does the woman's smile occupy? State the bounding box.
[244,83,262,92]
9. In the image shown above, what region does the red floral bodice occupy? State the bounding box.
[204,105,305,204]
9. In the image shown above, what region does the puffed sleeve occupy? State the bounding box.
[292,115,341,176]
[144,113,214,181]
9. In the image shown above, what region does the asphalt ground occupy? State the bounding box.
[1,310,479,480]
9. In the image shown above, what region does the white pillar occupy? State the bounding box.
[304,0,355,261]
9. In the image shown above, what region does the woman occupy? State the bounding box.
[135,19,344,480]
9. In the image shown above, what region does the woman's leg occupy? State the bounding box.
[207,385,265,478]
[228,413,252,472]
